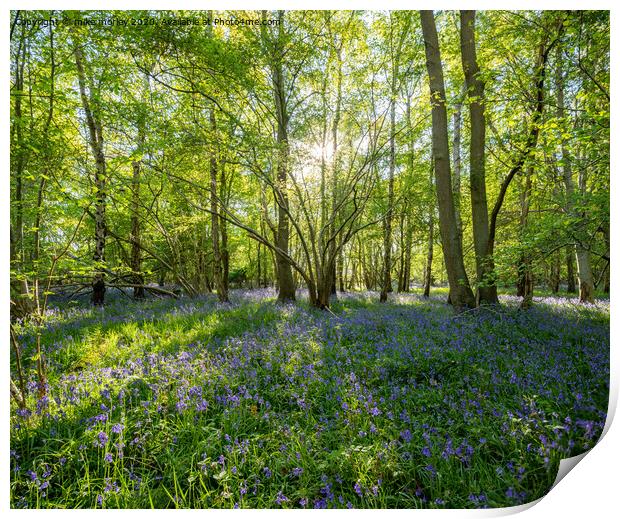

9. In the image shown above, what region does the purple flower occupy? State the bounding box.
[275,491,288,505]
[313,498,327,509]
[422,446,432,457]
[354,481,363,497]
[96,431,109,447]
[292,467,303,477]
[263,466,272,478]
[104,453,113,463]
[111,423,124,434]
[104,478,120,494]
[400,429,412,442]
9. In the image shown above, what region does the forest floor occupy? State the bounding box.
[10,288,609,508]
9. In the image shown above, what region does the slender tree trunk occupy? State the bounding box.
[602,225,610,294]
[220,166,230,295]
[209,108,228,303]
[130,159,144,299]
[380,65,397,302]
[271,11,296,302]
[420,10,476,309]
[75,46,106,306]
[397,211,405,292]
[10,26,34,319]
[517,168,534,308]
[555,46,594,303]
[423,163,434,298]
[550,252,561,293]
[460,10,499,305]
[257,241,262,288]
[337,244,345,292]
[328,43,344,300]
[402,93,415,294]
[452,89,463,249]
[566,246,577,293]
[423,221,434,298]
[575,168,594,302]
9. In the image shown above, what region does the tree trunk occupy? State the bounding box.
[460,10,499,305]
[575,251,595,301]
[380,62,397,302]
[556,45,594,303]
[423,215,434,298]
[517,168,534,308]
[10,26,35,319]
[549,252,561,294]
[220,166,230,295]
[452,89,463,250]
[131,158,144,299]
[257,241,262,288]
[403,215,413,293]
[423,160,434,298]
[209,108,228,303]
[566,246,577,293]
[602,225,610,294]
[272,11,296,302]
[420,10,476,309]
[75,46,107,306]
[337,245,345,292]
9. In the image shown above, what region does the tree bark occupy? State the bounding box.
[75,45,107,306]
[420,10,476,309]
[517,168,534,308]
[220,165,230,296]
[556,46,594,303]
[549,252,561,294]
[566,246,577,293]
[130,159,144,299]
[380,57,397,302]
[460,10,499,305]
[209,107,228,303]
[423,212,434,298]
[10,25,34,319]
[271,11,296,302]
[452,89,463,250]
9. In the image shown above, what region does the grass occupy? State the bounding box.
[10,288,610,508]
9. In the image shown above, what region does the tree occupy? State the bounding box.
[420,10,476,309]
[460,10,498,305]
[74,41,108,306]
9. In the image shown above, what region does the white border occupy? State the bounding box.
[2,2,616,517]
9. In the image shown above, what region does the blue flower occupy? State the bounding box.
[275,491,288,505]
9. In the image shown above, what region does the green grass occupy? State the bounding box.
[10,289,610,509]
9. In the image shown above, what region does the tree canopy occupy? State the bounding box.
[10,9,609,316]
